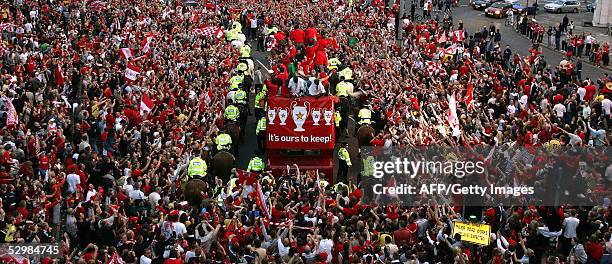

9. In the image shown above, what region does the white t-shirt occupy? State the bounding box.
[173,222,187,237]
[139,255,152,264]
[319,239,334,262]
[507,105,516,116]
[563,216,580,238]
[129,189,145,200]
[66,173,81,194]
[553,103,566,117]
[577,87,586,101]
[602,99,611,115]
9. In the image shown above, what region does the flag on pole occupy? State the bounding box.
[447,92,460,134]
[140,33,155,55]
[255,181,270,220]
[119,48,133,60]
[140,94,154,116]
[124,62,141,82]
[444,44,458,55]
[453,30,465,42]
[3,96,18,127]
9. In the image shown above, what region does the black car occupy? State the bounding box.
[472,0,501,10]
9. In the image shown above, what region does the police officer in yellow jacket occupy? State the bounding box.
[254,85,267,119]
[355,105,372,136]
[236,62,249,76]
[335,77,353,97]
[215,132,233,152]
[256,117,266,152]
[224,104,240,122]
[229,74,244,91]
[337,142,351,183]
[328,57,341,71]
[240,44,251,58]
[188,151,207,179]
[247,156,265,173]
[339,67,353,81]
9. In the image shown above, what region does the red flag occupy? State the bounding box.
[464,83,474,111]
[119,48,133,60]
[124,62,141,82]
[444,44,457,55]
[54,65,65,86]
[438,32,447,43]
[453,30,465,42]
[140,33,155,55]
[140,94,154,116]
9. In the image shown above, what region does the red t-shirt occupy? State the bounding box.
[290,29,305,43]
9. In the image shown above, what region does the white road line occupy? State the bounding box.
[254,58,271,74]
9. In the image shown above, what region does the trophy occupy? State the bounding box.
[323,109,333,125]
[267,108,276,125]
[312,108,321,126]
[290,101,310,132]
[278,107,288,125]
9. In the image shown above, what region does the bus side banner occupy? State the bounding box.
[266,96,335,150]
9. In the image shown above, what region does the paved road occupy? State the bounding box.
[451,1,611,79]
[235,4,611,178]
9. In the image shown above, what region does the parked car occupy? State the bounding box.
[485,2,515,17]
[544,0,580,13]
[472,0,501,10]
[586,0,596,12]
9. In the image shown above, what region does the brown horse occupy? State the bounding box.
[213,151,235,180]
[225,121,241,149]
[183,179,207,206]
[356,125,375,147]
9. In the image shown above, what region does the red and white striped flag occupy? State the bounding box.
[0,23,15,32]
[140,33,155,55]
[444,44,457,55]
[140,94,154,116]
[453,30,465,42]
[193,28,204,36]
[447,92,460,132]
[88,0,107,11]
[2,96,17,127]
[106,252,123,264]
[119,48,133,60]
[124,62,141,82]
[255,180,270,220]
[464,83,474,111]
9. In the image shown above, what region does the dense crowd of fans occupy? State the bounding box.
[0,0,610,263]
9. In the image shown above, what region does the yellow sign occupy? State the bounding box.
[452,221,491,246]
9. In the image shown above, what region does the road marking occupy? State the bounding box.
[254,58,271,74]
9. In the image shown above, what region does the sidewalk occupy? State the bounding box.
[516,7,611,71]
